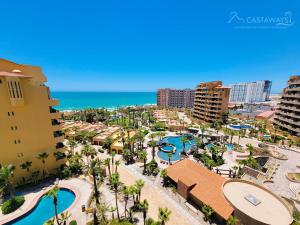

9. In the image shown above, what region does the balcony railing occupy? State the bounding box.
[56,142,64,149]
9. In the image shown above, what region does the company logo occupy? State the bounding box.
[228,11,295,29]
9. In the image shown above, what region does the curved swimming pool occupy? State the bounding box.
[5,188,76,225]
[157,136,195,161]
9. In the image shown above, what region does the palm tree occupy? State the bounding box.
[135,179,145,203]
[58,211,71,225]
[68,139,77,155]
[110,173,121,220]
[104,158,111,178]
[0,164,15,199]
[46,185,60,225]
[90,160,100,204]
[180,136,189,154]
[227,215,239,225]
[148,140,157,160]
[158,207,172,225]
[115,160,120,173]
[167,152,173,165]
[160,169,168,187]
[36,152,49,178]
[104,137,113,153]
[141,199,149,225]
[139,151,148,174]
[81,144,97,165]
[246,143,254,156]
[200,124,208,141]
[122,186,130,218]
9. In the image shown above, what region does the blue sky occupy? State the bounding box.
[1,0,299,93]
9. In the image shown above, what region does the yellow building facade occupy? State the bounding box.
[0,58,65,184]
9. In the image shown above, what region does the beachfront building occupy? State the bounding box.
[193,81,230,123]
[157,88,195,108]
[229,80,272,104]
[0,58,66,183]
[274,75,300,136]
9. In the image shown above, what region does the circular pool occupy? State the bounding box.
[157,136,195,161]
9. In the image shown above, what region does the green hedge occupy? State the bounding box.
[1,196,25,214]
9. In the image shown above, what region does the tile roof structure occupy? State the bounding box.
[167,159,233,220]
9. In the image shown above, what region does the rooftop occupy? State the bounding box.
[167,159,234,220]
[223,180,292,225]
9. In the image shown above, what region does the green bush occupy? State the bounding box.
[1,196,25,214]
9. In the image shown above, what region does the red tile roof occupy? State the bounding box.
[167,159,234,220]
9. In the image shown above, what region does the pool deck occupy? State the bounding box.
[0,178,92,225]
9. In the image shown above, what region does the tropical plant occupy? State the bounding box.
[227,215,239,225]
[135,179,145,204]
[167,152,173,165]
[140,199,149,225]
[0,164,15,199]
[110,173,122,220]
[104,137,114,153]
[1,196,25,214]
[202,204,214,222]
[139,151,148,174]
[104,158,112,178]
[160,169,168,186]
[67,139,77,155]
[148,140,157,161]
[180,136,189,154]
[158,207,172,225]
[46,185,60,225]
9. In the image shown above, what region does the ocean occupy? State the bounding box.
[51,91,156,110]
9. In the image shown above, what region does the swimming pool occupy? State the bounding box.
[229,124,251,130]
[5,188,76,225]
[157,136,195,161]
[206,143,233,151]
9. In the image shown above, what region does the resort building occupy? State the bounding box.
[0,58,66,183]
[167,159,292,225]
[193,81,230,123]
[274,75,300,136]
[229,80,272,104]
[157,88,195,108]
[167,159,234,221]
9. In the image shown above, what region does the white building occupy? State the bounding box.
[229,80,272,103]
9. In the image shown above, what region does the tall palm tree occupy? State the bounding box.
[36,152,49,178]
[81,144,97,165]
[158,207,172,225]
[180,136,189,154]
[135,179,145,203]
[227,215,239,225]
[46,185,60,225]
[115,160,120,173]
[145,218,159,225]
[200,124,208,141]
[139,151,148,174]
[141,199,149,225]
[246,143,254,156]
[90,160,100,204]
[104,158,111,178]
[0,164,15,199]
[67,139,77,155]
[167,152,173,165]
[104,137,113,153]
[110,173,121,220]
[148,140,157,161]
[122,186,130,218]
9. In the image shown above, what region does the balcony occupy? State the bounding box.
[276,111,300,119]
[282,94,300,99]
[274,119,300,134]
[281,100,300,106]
[274,115,300,127]
[279,105,300,113]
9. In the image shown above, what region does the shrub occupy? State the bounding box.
[1,196,25,214]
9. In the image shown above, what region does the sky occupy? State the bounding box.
[0,0,299,93]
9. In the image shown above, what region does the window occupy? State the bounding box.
[0,79,2,84]
[15,126,17,130]
[8,112,10,116]
[12,112,14,116]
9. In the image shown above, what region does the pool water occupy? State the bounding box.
[161,145,174,152]
[6,188,75,225]
[157,136,195,161]
[206,143,233,151]
[229,124,251,130]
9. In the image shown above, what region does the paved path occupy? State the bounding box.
[120,164,208,225]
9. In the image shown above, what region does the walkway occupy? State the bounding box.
[120,164,208,225]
